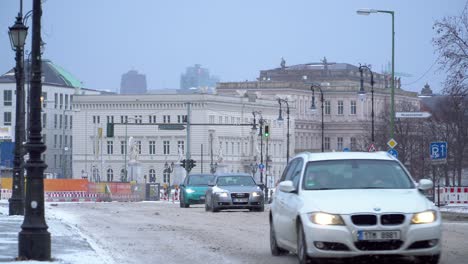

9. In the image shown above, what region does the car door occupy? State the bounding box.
[274,158,300,247]
[282,158,304,245]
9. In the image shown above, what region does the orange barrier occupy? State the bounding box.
[0,178,12,190]
[44,179,89,192]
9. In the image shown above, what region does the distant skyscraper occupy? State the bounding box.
[180,64,219,90]
[120,70,147,94]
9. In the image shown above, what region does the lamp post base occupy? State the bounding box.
[18,230,51,260]
[8,198,24,215]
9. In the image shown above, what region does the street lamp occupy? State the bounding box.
[310,84,325,152]
[277,98,290,164]
[358,64,375,143]
[252,111,264,183]
[8,8,28,216]
[357,8,395,139]
[19,0,51,260]
[250,162,258,178]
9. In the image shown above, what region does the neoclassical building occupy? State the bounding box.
[217,59,420,153]
[71,92,295,186]
[0,60,101,178]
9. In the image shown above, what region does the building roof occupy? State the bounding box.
[0,59,83,88]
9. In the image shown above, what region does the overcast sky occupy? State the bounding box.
[0,0,465,93]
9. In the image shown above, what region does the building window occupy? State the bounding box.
[337,137,343,150]
[177,140,185,154]
[107,141,113,154]
[350,137,357,150]
[218,116,223,124]
[93,115,100,124]
[149,169,156,182]
[65,94,69,110]
[59,115,63,129]
[106,116,114,124]
[59,135,62,148]
[107,169,114,182]
[163,171,170,183]
[3,112,11,126]
[120,141,127,155]
[324,137,330,150]
[54,114,57,128]
[350,100,357,115]
[209,115,215,124]
[177,115,187,123]
[3,90,12,106]
[163,140,170,154]
[42,113,47,128]
[149,115,156,123]
[54,93,58,109]
[163,115,171,123]
[325,101,331,115]
[149,140,156,155]
[120,115,128,124]
[338,101,344,115]
[64,135,68,147]
[65,115,68,129]
[134,115,142,124]
[59,94,63,109]
[54,135,57,148]
[136,140,142,154]
[70,116,73,129]
[41,92,47,108]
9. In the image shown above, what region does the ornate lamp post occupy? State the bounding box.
[252,111,264,183]
[19,0,51,260]
[357,8,395,139]
[277,98,290,164]
[358,64,375,143]
[8,7,28,216]
[310,84,324,152]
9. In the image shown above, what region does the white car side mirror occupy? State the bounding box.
[418,179,433,191]
[279,181,296,193]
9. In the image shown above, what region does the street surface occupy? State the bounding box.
[47,202,468,264]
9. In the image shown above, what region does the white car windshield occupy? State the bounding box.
[216,176,256,186]
[303,159,415,190]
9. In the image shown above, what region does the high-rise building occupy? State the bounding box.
[120,70,147,94]
[180,64,219,90]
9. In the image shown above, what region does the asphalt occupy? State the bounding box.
[0,202,110,264]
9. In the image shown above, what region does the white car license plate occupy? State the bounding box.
[357,230,400,241]
[233,198,248,203]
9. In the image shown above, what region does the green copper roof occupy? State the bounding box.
[45,61,82,88]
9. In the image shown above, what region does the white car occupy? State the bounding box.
[269,152,441,264]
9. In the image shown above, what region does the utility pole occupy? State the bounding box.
[185,102,191,173]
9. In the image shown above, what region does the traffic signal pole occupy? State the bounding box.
[186,102,192,174]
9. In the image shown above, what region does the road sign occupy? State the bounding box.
[387,139,398,149]
[368,143,376,152]
[158,124,186,130]
[430,142,448,160]
[388,148,398,159]
[395,112,432,118]
[258,163,265,170]
[343,147,350,152]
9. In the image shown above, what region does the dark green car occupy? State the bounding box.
[179,174,215,208]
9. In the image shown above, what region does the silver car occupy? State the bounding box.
[205,174,265,212]
[270,152,441,264]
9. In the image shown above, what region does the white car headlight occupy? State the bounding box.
[252,191,261,197]
[217,192,228,198]
[310,212,344,225]
[411,210,437,224]
[186,189,195,194]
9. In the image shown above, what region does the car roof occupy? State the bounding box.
[214,173,252,177]
[188,173,214,177]
[294,151,398,162]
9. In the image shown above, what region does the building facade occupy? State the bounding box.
[180,64,219,90]
[217,59,420,154]
[72,93,294,186]
[0,60,101,178]
[120,70,147,94]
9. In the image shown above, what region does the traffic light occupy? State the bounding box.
[106,123,114,137]
[190,159,197,170]
[264,125,270,137]
[181,159,186,168]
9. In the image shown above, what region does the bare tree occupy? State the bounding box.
[433,5,468,185]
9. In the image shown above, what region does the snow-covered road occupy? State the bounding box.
[46,202,468,264]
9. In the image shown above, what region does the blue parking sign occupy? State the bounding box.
[387,148,398,159]
[430,142,447,160]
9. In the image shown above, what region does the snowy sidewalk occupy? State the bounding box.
[0,201,113,264]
